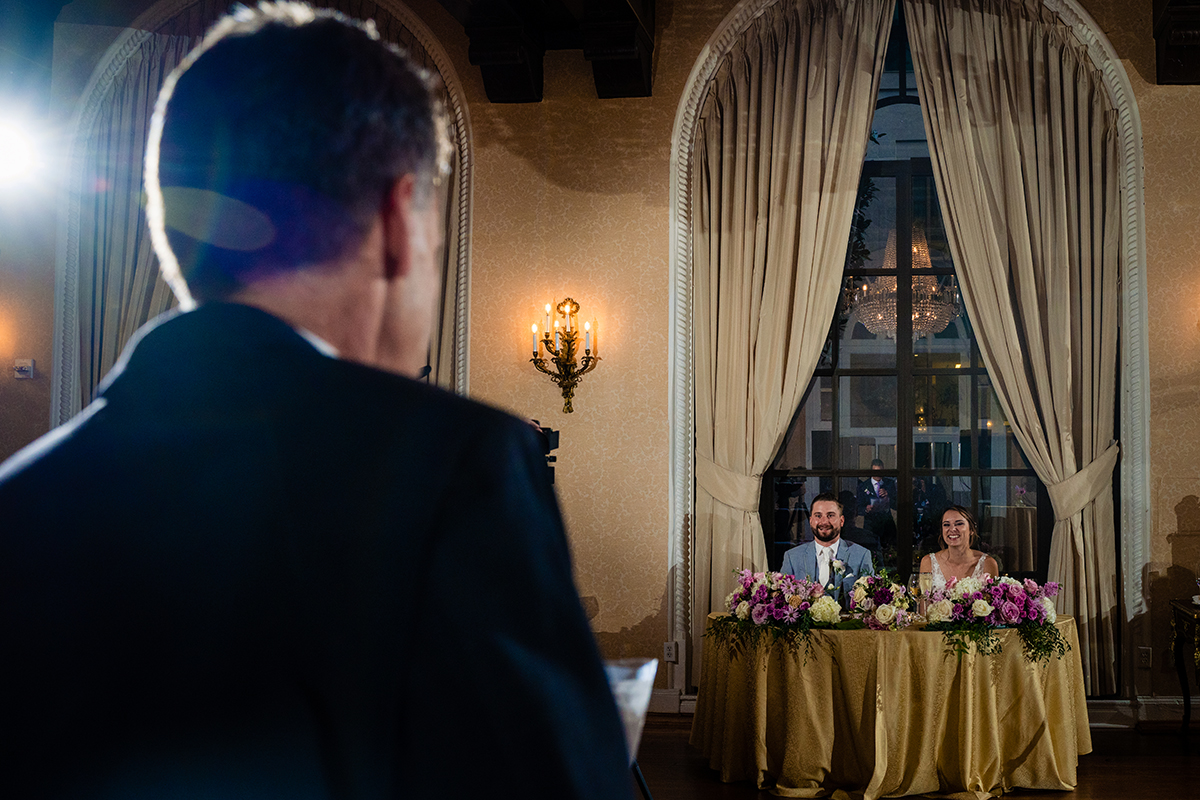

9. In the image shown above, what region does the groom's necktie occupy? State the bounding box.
[818,546,831,586]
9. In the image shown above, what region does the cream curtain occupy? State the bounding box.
[692,0,895,673]
[75,33,192,408]
[903,0,1120,693]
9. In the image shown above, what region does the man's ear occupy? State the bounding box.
[381,174,418,280]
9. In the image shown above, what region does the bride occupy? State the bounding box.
[919,505,999,589]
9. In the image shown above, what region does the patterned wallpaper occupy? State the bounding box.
[405,0,746,670]
[1078,0,1200,694]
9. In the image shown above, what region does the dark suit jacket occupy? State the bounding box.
[856,476,898,516]
[0,304,632,800]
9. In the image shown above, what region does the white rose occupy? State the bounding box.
[971,599,994,618]
[957,577,983,597]
[736,601,751,620]
[927,599,953,624]
[1041,596,1057,624]
[811,596,841,625]
[852,584,867,605]
[874,604,897,626]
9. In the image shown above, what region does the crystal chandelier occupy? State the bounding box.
[852,225,960,339]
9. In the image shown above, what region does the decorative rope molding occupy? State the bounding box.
[667,0,1150,691]
[53,0,475,426]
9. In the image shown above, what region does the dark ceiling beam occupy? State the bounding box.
[1155,0,1200,84]
[440,0,655,102]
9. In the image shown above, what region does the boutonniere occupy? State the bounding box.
[832,559,846,577]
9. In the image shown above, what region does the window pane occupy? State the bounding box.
[913,312,971,368]
[912,474,951,551]
[773,377,832,470]
[976,378,1031,469]
[839,376,897,471]
[980,476,1038,574]
[912,375,969,468]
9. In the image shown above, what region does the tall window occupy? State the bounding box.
[761,8,1050,580]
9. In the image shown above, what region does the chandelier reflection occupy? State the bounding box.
[852,225,960,339]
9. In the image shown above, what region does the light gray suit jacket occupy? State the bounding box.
[780,538,874,600]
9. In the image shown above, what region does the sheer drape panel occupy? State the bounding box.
[903,0,1120,693]
[75,34,190,408]
[691,0,894,674]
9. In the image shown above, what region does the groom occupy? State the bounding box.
[782,492,874,603]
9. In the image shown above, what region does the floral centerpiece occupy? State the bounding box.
[924,574,1070,663]
[848,571,917,630]
[707,569,846,654]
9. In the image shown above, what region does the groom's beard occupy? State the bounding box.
[813,524,840,544]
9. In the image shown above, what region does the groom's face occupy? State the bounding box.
[809,500,843,544]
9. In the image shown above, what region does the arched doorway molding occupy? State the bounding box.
[52,0,474,425]
[666,0,1149,695]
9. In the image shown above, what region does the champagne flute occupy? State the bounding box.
[918,571,933,616]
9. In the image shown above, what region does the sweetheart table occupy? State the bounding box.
[690,614,1090,799]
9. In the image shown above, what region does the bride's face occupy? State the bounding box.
[941,511,971,549]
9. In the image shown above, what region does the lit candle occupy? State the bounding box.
[544,303,551,333]
[584,320,591,352]
[531,324,538,356]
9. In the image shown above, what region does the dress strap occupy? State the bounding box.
[929,551,946,589]
[971,554,987,578]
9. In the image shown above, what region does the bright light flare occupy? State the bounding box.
[0,121,39,185]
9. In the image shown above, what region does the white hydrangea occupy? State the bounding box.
[811,595,841,625]
[736,601,751,620]
[927,599,953,624]
[956,577,984,597]
[725,589,740,608]
[874,603,897,626]
[998,576,1022,589]
[971,599,994,618]
[1041,596,1057,624]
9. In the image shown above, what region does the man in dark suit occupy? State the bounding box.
[0,6,632,799]
[857,458,898,550]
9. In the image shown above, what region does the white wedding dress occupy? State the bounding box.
[928,551,988,590]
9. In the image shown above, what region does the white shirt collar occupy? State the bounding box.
[295,326,339,358]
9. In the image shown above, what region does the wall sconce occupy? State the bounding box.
[530,297,599,413]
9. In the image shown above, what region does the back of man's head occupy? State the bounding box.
[146,2,450,305]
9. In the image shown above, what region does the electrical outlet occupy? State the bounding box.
[663,641,678,663]
[1138,647,1152,669]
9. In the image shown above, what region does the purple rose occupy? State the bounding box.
[1000,600,1022,624]
[798,601,811,611]
[1024,578,1039,595]
[751,604,770,625]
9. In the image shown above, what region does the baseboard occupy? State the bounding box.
[1086,697,1193,728]
[654,695,1184,725]
[648,689,681,714]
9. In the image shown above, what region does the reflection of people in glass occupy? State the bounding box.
[838,489,878,551]
[781,493,874,602]
[774,478,807,544]
[919,506,999,589]
[856,458,897,548]
[912,476,948,546]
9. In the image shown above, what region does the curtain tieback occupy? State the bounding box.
[1045,441,1120,522]
[696,455,762,512]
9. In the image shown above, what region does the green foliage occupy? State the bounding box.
[1016,619,1072,664]
[925,620,1003,658]
[706,613,837,661]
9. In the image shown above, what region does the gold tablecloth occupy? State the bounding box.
[691,615,1090,799]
